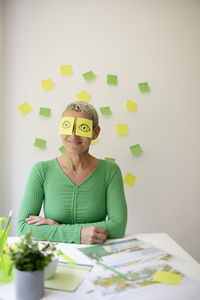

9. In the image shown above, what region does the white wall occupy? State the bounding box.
[1,0,200,261]
[0,0,3,216]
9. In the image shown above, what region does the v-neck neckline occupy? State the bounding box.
[55,158,101,187]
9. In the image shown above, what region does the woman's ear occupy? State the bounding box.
[92,126,101,140]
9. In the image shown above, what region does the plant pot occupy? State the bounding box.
[14,268,44,300]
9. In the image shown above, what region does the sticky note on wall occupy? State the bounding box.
[100,106,112,115]
[130,144,143,155]
[60,65,72,75]
[39,107,51,117]
[18,102,32,116]
[126,100,137,112]
[83,71,96,80]
[138,82,150,92]
[107,74,118,85]
[34,138,46,149]
[116,124,128,135]
[59,145,66,154]
[124,173,136,186]
[76,90,91,102]
[40,78,54,91]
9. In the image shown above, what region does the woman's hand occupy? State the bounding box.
[80,226,108,244]
[25,215,61,226]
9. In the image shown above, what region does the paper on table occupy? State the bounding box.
[34,138,46,149]
[18,102,32,116]
[60,65,72,75]
[138,82,150,92]
[153,271,183,286]
[124,173,136,186]
[75,118,93,138]
[116,124,128,135]
[83,71,96,80]
[126,100,137,112]
[39,107,51,117]
[44,263,92,292]
[107,74,118,85]
[40,78,54,91]
[76,90,91,102]
[99,106,112,115]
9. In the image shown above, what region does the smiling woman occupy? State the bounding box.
[17,101,127,244]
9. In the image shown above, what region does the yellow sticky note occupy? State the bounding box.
[116,124,128,135]
[60,65,72,75]
[124,173,136,186]
[40,78,54,91]
[126,100,137,112]
[153,271,183,286]
[75,118,93,138]
[76,90,91,102]
[58,117,74,135]
[91,138,98,144]
[18,102,32,116]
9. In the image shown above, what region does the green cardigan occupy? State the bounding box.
[18,158,127,243]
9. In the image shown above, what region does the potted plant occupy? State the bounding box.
[8,230,55,300]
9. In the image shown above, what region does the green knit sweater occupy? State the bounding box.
[18,158,127,244]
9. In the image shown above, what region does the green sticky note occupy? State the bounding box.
[59,145,66,154]
[130,144,143,155]
[39,107,51,117]
[83,71,96,80]
[104,158,116,162]
[34,138,46,149]
[99,106,112,115]
[107,74,118,85]
[138,82,150,92]
[153,271,183,286]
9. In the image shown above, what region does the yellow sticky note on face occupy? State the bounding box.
[153,271,183,286]
[60,65,72,75]
[75,118,93,138]
[18,102,32,116]
[40,78,54,91]
[76,90,91,102]
[116,124,128,135]
[58,117,74,135]
[124,173,136,186]
[126,100,137,112]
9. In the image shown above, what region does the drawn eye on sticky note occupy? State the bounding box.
[75,118,93,138]
[58,117,74,135]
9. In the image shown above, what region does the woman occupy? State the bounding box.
[18,101,127,244]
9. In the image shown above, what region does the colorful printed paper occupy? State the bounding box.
[58,117,74,135]
[83,71,96,80]
[138,82,150,92]
[153,271,183,286]
[34,138,46,149]
[116,124,128,135]
[126,100,137,112]
[107,74,118,85]
[59,145,66,154]
[60,65,72,75]
[40,78,54,91]
[91,138,98,144]
[124,173,136,186]
[104,158,115,162]
[100,106,112,115]
[18,102,32,116]
[39,107,51,117]
[76,90,91,102]
[130,144,143,155]
[75,118,93,138]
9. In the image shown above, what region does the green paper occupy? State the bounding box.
[104,157,115,162]
[59,145,66,154]
[44,263,92,292]
[138,82,150,92]
[100,106,112,115]
[83,71,96,80]
[130,144,143,155]
[39,107,51,117]
[34,138,46,149]
[107,74,118,85]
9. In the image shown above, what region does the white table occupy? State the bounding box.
[1,233,200,300]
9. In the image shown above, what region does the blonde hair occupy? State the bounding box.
[63,101,99,128]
